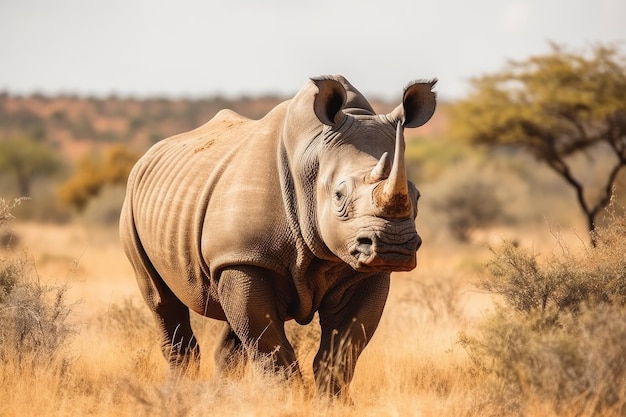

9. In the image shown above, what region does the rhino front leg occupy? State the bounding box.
[314,274,390,398]
[217,266,300,376]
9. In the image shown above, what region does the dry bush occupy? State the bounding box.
[0,199,76,368]
[434,177,505,242]
[483,212,626,314]
[461,206,626,416]
[0,197,27,226]
[0,263,75,367]
[426,160,525,242]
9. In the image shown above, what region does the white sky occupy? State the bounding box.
[1,0,625,101]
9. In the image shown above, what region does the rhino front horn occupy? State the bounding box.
[372,122,411,219]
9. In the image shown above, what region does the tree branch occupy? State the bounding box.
[545,157,590,215]
[590,160,625,220]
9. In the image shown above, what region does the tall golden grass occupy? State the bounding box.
[1,203,624,416]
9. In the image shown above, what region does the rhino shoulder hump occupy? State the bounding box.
[212,109,250,125]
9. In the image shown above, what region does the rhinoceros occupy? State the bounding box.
[119,75,436,396]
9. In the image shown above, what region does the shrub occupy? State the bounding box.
[0,257,75,367]
[0,198,76,368]
[461,207,626,416]
[482,212,626,314]
[461,305,626,416]
[0,197,24,226]
[0,198,21,299]
[433,174,508,242]
[0,253,20,302]
[442,179,504,242]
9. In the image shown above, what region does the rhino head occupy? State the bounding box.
[309,76,436,272]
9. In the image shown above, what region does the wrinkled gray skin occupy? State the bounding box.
[119,75,436,397]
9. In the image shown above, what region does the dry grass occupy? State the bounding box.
[1,209,622,416]
[0,221,482,417]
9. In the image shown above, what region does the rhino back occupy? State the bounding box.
[126,107,295,311]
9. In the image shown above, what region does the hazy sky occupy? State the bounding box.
[1,0,624,101]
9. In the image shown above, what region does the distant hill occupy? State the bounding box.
[0,92,447,163]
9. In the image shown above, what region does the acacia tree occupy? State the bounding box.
[452,43,626,246]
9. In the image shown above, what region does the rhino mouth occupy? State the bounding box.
[349,229,421,272]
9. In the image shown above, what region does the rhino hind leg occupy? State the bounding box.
[154,297,200,375]
[121,230,200,374]
[138,270,200,375]
[120,205,200,376]
[213,323,245,375]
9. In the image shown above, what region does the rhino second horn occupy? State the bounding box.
[373,122,411,218]
[367,152,390,183]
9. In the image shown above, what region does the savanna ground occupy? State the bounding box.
[2,133,626,416]
[1,219,484,417]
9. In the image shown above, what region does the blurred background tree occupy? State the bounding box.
[434,174,505,242]
[0,138,64,197]
[451,43,626,246]
[58,145,139,211]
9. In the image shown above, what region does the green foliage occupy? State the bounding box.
[452,43,626,154]
[461,207,626,415]
[0,138,64,196]
[58,145,138,211]
[451,43,626,241]
[405,137,474,184]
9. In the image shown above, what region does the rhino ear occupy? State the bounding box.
[389,79,437,128]
[311,76,347,127]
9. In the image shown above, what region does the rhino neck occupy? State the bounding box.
[280,137,379,325]
[278,138,334,262]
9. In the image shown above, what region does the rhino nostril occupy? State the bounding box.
[355,236,374,256]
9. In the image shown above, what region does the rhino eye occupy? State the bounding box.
[332,182,351,218]
[333,182,348,203]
